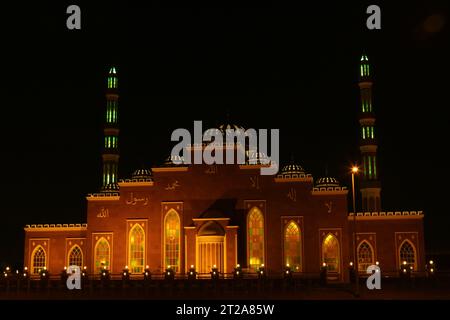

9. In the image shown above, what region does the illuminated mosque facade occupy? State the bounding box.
[23,56,425,282]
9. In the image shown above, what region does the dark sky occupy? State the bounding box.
[1,1,449,267]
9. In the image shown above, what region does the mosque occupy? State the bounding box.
[23,56,425,282]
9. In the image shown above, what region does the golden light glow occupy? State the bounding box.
[190,265,194,269]
[429,260,434,265]
[322,262,327,267]
[349,262,353,266]
[403,261,407,265]
[236,264,240,268]
[351,166,359,174]
[376,261,379,266]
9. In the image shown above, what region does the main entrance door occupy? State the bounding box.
[197,235,224,274]
[196,220,226,275]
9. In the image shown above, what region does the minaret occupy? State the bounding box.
[101,67,120,191]
[358,55,381,211]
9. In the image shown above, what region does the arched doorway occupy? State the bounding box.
[322,233,340,278]
[196,221,225,275]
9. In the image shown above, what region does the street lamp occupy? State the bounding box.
[351,165,360,296]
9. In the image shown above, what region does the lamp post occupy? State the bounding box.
[351,166,360,296]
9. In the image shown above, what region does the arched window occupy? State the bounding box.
[399,240,416,270]
[68,245,83,267]
[322,234,340,273]
[164,210,180,272]
[357,241,374,272]
[94,237,110,272]
[32,246,46,274]
[284,221,301,271]
[129,224,145,273]
[247,207,264,270]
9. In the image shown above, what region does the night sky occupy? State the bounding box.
[1,1,449,268]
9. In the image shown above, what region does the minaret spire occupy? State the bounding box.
[358,54,381,211]
[101,67,120,192]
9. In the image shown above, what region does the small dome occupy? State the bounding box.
[131,168,152,180]
[248,151,268,165]
[101,183,119,192]
[315,177,340,188]
[163,155,186,166]
[281,163,305,175]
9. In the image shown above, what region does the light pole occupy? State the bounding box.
[351,166,360,296]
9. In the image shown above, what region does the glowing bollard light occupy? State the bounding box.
[100,266,110,281]
[284,263,292,280]
[211,265,220,280]
[165,265,175,281]
[258,264,266,280]
[234,264,243,280]
[40,267,49,283]
[187,265,197,280]
[320,262,328,285]
[122,266,130,281]
[143,265,151,281]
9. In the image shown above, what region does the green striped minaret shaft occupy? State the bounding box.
[358,55,381,211]
[101,67,119,191]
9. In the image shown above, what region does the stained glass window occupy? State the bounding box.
[68,245,83,267]
[358,241,374,272]
[247,207,264,270]
[32,246,46,274]
[322,234,340,273]
[284,221,301,270]
[165,210,180,272]
[129,224,145,273]
[94,237,110,272]
[399,241,416,269]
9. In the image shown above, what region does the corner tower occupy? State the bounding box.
[101,67,120,191]
[358,55,381,211]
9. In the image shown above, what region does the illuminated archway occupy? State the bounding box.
[164,209,181,272]
[94,237,110,272]
[357,241,374,272]
[399,240,417,270]
[68,245,83,267]
[247,207,264,270]
[129,224,145,273]
[284,220,301,271]
[31,246,46,274]
[322,234,340,273]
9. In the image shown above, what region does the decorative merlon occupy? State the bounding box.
[348,211,424,220]
[312,186,348,192]
[24,223,88,231]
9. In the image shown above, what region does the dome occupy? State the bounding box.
[280,163,306,176]
[315,177,340,188]
[163,155,186,166]
[101,182,119,192]
[131,168,152,180]
[248,151,269,165]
